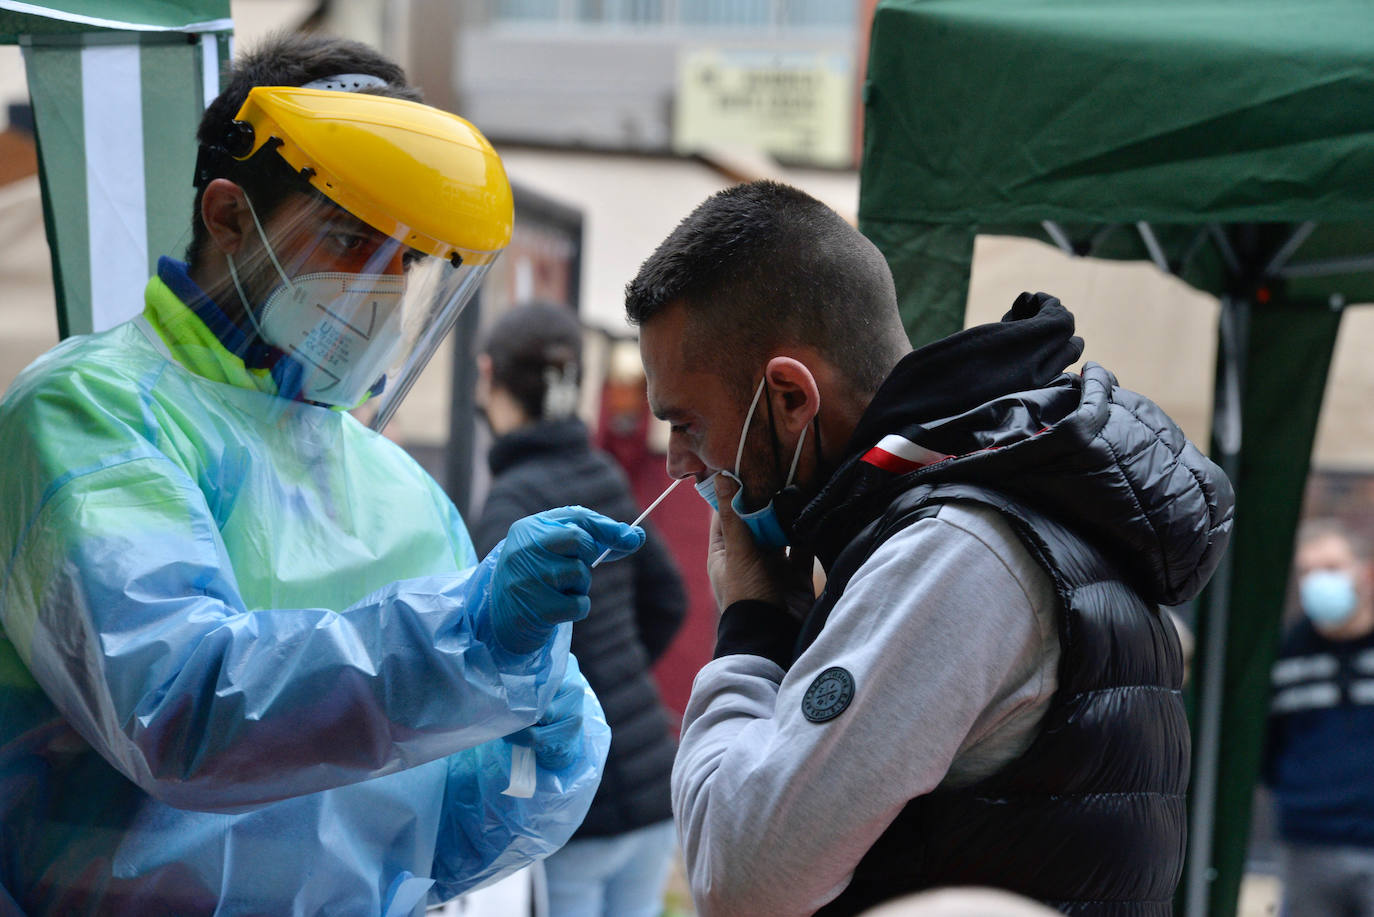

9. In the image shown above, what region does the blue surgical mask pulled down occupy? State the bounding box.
[694,377,807,549]
[1300,569,1359,627]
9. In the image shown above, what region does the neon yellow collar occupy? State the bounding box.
[141,275,279,396]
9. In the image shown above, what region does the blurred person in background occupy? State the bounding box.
[1263,519,1374,917]
[473,302,688,917]
[0,33,645,916]
[628,180,1234,916]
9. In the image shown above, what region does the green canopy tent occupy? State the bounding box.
[858,2,1374,915]
[1,0,232,337]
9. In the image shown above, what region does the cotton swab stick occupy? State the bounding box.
[590,477,685,568]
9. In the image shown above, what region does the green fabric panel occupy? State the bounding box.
[861,219,974,347]
[24,43,89,336]
[212,29,229,89]
[1,12,88,41]
[1188,297,1342,917]
[861,0,1374,227]
[0,0,229,40]
[139,36,201,275]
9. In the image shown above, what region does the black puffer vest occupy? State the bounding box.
[802,483,1188,916]
[781,295,1231,914]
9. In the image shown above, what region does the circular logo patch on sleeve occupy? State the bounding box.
[801,666,855,723]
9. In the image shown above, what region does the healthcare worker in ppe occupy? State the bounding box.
[0,33,636,917]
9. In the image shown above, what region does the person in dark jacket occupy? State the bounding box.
[472,302,689,917]
[626,180,1234,917]
[1262,519,1374,917]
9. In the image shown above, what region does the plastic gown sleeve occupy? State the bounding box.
[431,654,610,900]
[0,427,570,814]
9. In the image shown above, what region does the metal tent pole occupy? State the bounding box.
[1184,293,1247,917]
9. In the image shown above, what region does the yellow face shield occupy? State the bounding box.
[232,86,513,262]
[222,87,514,427]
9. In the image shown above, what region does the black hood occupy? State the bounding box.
[487,417,590,475]
[794,293,1233,607]
[847,291,1084,454]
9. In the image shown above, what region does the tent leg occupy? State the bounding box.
[1184,294,1247,917]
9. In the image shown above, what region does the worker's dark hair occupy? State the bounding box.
[185,31,422,268]
[624,180,908,398]
[481,302,584,421]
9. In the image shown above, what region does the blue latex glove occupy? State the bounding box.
[490,506,644,654]
[511,656,591,771]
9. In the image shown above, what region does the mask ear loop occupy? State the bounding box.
[239,192,295,295]
[224,191,295,342]
[734,377,768,478]
[224,251,269,342]
[784,422,808,488]
[735,376,811,488]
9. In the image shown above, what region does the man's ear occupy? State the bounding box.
[763,356,820,433]
[200,179,253,255]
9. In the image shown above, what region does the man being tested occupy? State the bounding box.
[0,33,642,915]
[627,181,1234,916]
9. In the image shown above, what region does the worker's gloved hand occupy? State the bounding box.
[511,659,590,771]
[490,506,644,654]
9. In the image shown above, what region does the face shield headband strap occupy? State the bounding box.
[735,377,808,488]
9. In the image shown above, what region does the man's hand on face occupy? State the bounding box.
[708,474,811,612]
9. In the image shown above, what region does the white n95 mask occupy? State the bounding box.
[254,271,406,407]
[224,191,410,408]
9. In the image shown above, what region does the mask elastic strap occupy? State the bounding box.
[735,377,767,477]
[784,423,808,488]
[224,251,270,342]
[240,192,295,295]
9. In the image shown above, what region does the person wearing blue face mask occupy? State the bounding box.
[628,181,1234,917]
[1262,519,1374,917]
[693,375,812,550]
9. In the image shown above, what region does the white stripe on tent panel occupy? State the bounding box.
[201,33,219,108]
[83,44,148,332]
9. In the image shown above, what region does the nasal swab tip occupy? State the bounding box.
[590,477,685,568]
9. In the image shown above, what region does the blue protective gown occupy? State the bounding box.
[0,261,610,915]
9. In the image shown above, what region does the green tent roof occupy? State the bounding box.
[860,0,1374,340]
[861,0,1374,227]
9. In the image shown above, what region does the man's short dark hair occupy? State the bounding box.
[185,32,422,268]
[624,180,907,396]
[481,302,584,421]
